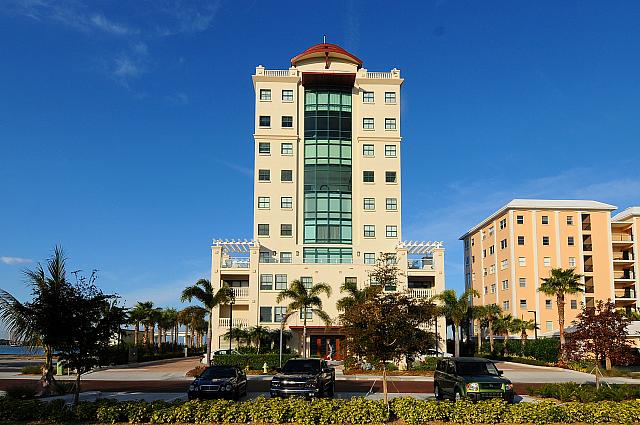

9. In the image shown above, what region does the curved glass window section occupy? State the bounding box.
[303,87,352,244]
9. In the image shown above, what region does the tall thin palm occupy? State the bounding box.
[276,279,332,357]
[539,268,583,359]
[492,314,514,354]
[128,304,147,345]
[471,305,487,352]
[247,325,269,353]
[162,308,179,346]
[181,279,234,364]
[436,288,479,357]
[511,318,536,355]
[482,304,502,354]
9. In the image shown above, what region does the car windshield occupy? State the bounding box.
[199,367,235,379]
[456,361,500,376]
[282,360,321,374]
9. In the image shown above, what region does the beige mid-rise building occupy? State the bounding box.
[210,43,446,358]
[460,200,640,337]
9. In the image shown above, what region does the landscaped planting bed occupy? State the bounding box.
[2,396,640,424]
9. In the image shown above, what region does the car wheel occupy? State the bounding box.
[327,381,335,397]
[434,383,443,401]
[454,388,463,402]
[232,388,240,401]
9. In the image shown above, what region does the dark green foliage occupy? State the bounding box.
[484,338,560,363]
[211,353,297,370]
[410,357,438,371]
[19,364,42,374]
[529,383,640,402]
[3,384,37,399]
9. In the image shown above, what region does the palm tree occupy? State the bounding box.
[511,318,536,355]
[181,279,234,364]
[471,305,487,352]
[179,306,207,349]
[148,307,163,346]
[336,280,380,311]
[224,327,249,348]
[539,268,583,359]
[162,308,179,347]
[276,279,332,357]
[128,303,148,346]
[247,325,270,353]
[436,288,479,357]
[492,314,514,355]
[483,304,502,354]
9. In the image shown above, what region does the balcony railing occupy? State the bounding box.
[584,265,594,272]
[222,257,250,269]
[582,244,593,252]
[409,288,436,298]
[231,287,249,298]
[582,223,591,231]
[615,290,637,299]
[408,259,435,270]
[614,271,635,280]
[612,234,634,242]
[219,318,249,328]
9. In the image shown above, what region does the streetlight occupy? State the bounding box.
[528,310,538,339]
[279,311,295,368]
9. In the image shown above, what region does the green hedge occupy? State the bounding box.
[481,338,560,363]
[211,354,297,370]
[3,396,640,424]
[528,382,640,402]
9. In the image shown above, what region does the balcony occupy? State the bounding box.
[409,288,436,298]
[408,258,435,270]
[231,287,249,299]
[615,289,637,300]
[614,271,635,280]
[222,257,250,269]
[612,234,634,243]
[219,318,249,328]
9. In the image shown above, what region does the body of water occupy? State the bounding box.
[0,345,44,355]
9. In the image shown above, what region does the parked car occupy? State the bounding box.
[270,358,335,398]
[188,365,247,400]
[433,357,514,402]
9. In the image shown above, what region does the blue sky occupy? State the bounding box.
[2,1,640,337]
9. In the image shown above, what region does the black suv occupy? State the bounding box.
[434,357,514,402]
[270,358,335,398]
[188,365,247,400]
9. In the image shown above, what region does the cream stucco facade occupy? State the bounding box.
[210,43,446,358]
[460,200,640,337]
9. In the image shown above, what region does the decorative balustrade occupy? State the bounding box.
[231,287,249,298]
[366,71,393,79]
[219,318,249,328]
[221,257,250,269]
[409,288,436,298]
[408,259,435,270]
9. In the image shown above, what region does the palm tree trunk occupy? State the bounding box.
[41,344,55,393]
[454,322,460,357]
[489,320,495,353]
[143,325,148,345]
[521,329,526,355]
[382,363,388,406]
[504,332,510,355]
[73,371,81,406]
[557,292,566,360]
[206,309,213,365]
[476,319,482,352]
[303,310,308,357]
[134,323,139,345]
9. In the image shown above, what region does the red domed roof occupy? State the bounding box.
[291,43,363,68]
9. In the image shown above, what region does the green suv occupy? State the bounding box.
[434,357,514,402]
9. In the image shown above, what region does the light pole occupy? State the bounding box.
[528,310,538,339]
[279,311,295,368]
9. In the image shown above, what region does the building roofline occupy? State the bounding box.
[612,207,640,222]
[459,199,617,240]
[291,43,363,68]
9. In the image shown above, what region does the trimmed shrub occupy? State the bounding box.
[211,353,297,370]
[529,382,640,402]
[19,364,43,375]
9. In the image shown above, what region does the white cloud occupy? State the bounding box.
[90,13,135,36]
[0,256,33,265]
[113,56,143,79]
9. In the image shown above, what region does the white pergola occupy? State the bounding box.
[397,240,444,255]
[212,239,257,253]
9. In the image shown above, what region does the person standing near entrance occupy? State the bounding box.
[327,342,335,361]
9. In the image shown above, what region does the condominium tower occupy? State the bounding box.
[460,200,639,337]
[209,43,446,358]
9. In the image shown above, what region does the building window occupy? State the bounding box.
[363,198,375,210]
[363,144,374,156]
[491,283,496,293]
[384,118,396,130]
[567,216,574,225]
[569,257,576,267]
[489,245,495,255]
[385,92,396,104]
[257,224,269,236]
[543,236,550,245]
[520,299,527,309]
[363,91,374,103]
[385,171,397,183]
[282,90,293,102]
[259,251,272,263]
[500,259,508,270]
[384,144,397,157]
[483,249,486,258]
[259,306,272,322]
[567,236,575,246]
[489,226,494,236]
[503,301,510,310]
[301,277,312,289]
[546,321,553,331]
[260,89,271,101]
[258,169,270,181]
[570,300,578,309]
[280,224,292,236]
[517,215,524,224]
[280,252,292,264]
[281,143,293,155]
[363,225,375,237]
[260,274,273,290]
[281,116,293,128]
[545,299,552,309]
[363,171,374,183]
[500,239,508,249]
[519,257,526,266]
[258,197,270,209]
[259,116,271,127]
[502,280,509,290]
[259,142,270,154]
[489,264,496,274]
[274,306,286,322]
[499,218,507,230]
[386,198,397,211]
[544,257,551,267]
[281,197,293,209]
[364,253,375,264]
[519,277,526,287]
[300,308,313,320]
[363,118,374,129]
[385,225,398,238]
[541,215,549,225]
[484,286,488,295]
[275,274,288,290]
[281,170,293,182]
[345,277,357,285]
[518,236,525,245]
